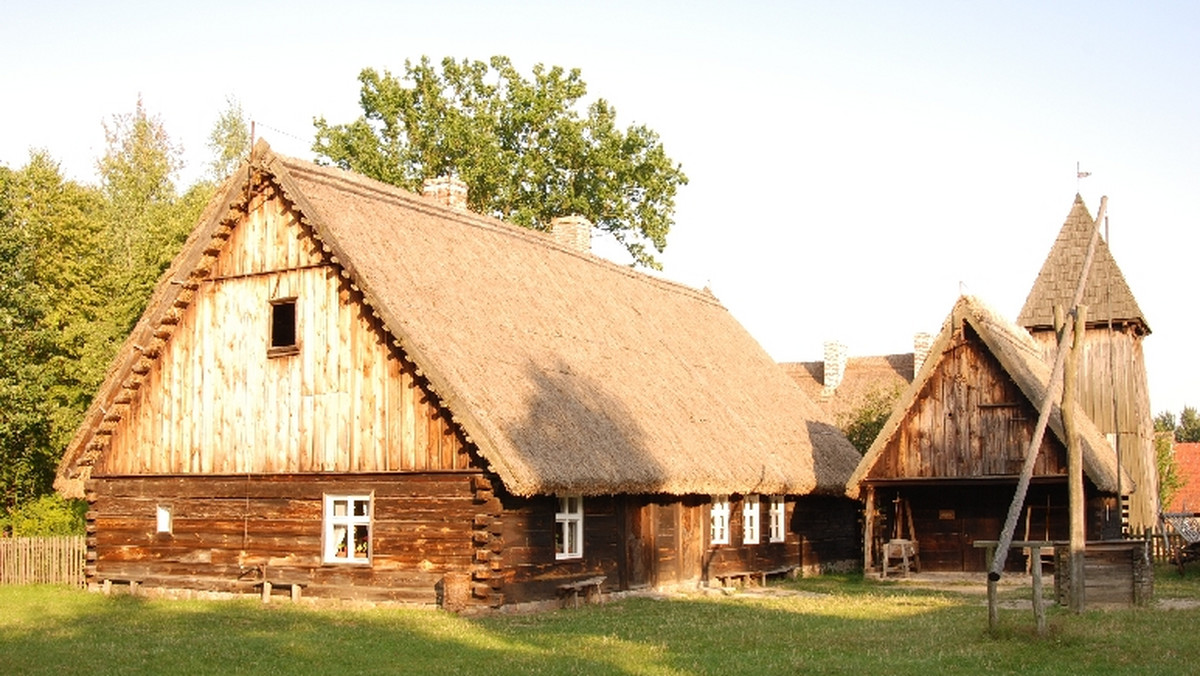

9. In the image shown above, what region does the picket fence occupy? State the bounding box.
[0,536,86,587]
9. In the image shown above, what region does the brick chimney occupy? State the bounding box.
[822,341,847,397]
[549,215,592,253]
[913,332,933,379]
[422,176,468,210]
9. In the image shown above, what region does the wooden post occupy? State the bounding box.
[1030,544,1046,636]
[1064,305,1088,613]
[863,486,876,573]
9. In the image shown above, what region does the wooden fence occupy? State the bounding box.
[0,536,86,587]
[1127,525,1190,565]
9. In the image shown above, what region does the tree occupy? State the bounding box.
[838,386,901,454]
[313,56,688,269]
[1177,406,1200,443]
[207,96,251,180]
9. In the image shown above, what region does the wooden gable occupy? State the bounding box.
[866,322,1066,481]
[96,176,472,476]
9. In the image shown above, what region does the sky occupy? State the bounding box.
[2,1,1197,415]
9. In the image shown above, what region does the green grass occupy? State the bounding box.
[2,571,1199,675]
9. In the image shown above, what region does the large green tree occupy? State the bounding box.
[207,96,251,181]
[313,56,687,269]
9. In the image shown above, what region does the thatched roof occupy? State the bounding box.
[846,295,1129,498]
[58,141,860,498]
[1018,194,1149,333]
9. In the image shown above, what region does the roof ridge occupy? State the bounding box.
[272,154,724,308]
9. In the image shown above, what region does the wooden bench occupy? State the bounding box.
[556,576,606,608]
[101,579,142,596]
[254,579,308,603]
[716,570,764,587]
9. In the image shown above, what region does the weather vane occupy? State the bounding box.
[1076,161,1091,190]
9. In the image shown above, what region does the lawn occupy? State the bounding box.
[3,569,1199,675]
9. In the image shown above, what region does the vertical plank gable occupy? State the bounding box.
[98,184,475,478]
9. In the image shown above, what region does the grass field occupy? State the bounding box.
[3,569,1199,675]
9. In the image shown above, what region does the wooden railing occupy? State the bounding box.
[0,536,86,587]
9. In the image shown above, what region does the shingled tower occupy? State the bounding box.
[1018,194,1155,530]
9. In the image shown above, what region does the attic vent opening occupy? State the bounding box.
[269,298,299,356]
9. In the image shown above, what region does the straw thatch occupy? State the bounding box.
[58,141,860,499]
[846,295,1129,498]
[1018,194,1149,333]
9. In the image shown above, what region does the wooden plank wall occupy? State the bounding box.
[98,183,470,477]
[1030,326,1157,529]
[871,327,1066,481]
[88,473,494,605]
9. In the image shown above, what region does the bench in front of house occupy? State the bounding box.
[556,576,606,608]
[716,565,797,588]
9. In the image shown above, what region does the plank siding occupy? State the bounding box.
[1030,326,1156,528]
[95,186,471,478]
[88,473,489,605]
[869,326,1066,482]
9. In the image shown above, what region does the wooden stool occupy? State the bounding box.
[881,538,916,578]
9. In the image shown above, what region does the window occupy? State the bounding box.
[323,494,371,563]
[556,496,584,559]
[710,496,730,545]
[269,298,298,356]
[156,505,172,534]
[743,495,760,545]
[768,495,786,543]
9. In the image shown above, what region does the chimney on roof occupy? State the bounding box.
[549,215,592,253]
[822,340,847,397]
[913,332,933,380]
[422,176,468,210]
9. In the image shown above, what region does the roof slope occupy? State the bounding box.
[847,295,1128,498]
[781,354,912,424]
[59,141,860,498]
[1168,442,1200,513]
[1018,194,1148,332]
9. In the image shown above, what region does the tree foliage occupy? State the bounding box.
[313,56,687,269]
[838,386,901,454]
[207,96,251,181]
[1177,406,1200,443]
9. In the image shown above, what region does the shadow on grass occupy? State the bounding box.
[3,582,1200,675]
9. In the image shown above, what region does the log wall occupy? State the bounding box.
[87,473,498,606]
[98,182,470,477]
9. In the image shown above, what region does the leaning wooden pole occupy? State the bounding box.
[986,197,1107,626]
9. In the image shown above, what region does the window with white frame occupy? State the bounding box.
[555,496,584,559]
[768,495,786,543]
[155,505,172,534]
[710,496,730,545]
[743,495,760,544]
[323,494,372,563]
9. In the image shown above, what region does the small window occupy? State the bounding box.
[555,496,584,559]
[323,495,372,563]
[710,496,730,545]
[768,495,786,543]
[156,505,173,534]
[743,495,760,545]
[269,298,298,356]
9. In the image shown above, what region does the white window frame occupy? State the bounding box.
[743,495,760,545]
[155,505,172,534]
[323,494,372,564]
[710,495,730,545]
[768,495,786,543]
[555,496,584,560]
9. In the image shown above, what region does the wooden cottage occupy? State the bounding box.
[1018,194,1156,530]
[847,295,1128,573]
[56,141,862,608]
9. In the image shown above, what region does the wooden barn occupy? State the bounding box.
[1017,194,1156,530]
[847,295,1128,573]
[55,141,862,609]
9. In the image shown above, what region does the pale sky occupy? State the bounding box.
[3,1,1197,415]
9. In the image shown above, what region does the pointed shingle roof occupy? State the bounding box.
[1017,194,1149,333]
[58,141,861,498]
